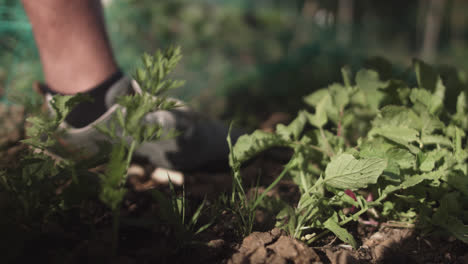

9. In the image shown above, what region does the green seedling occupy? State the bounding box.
[152,179,212,248]
[96,46,184,254]
[1,46,186,257]
[229,59,468,247]
[226,124,296,237]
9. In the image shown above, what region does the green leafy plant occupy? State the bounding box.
[95,46,184,253]
[0,93,97,222]
[229,59,468,247]
[2,43,467,262]
[0,94,101,262]
[225,124,299,238]
[0,46,187,257]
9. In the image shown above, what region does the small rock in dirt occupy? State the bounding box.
[239,231,275,255]
[267,236,320,263]
[151,167,184,185]
[270,227,286,238]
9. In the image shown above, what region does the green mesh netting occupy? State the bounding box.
[104,0,344,103]
[0,0,389,117]
[0,0,40,104]
[0,0,353,112]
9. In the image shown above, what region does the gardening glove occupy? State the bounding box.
[35,76,244,171]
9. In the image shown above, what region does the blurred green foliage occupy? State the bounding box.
[0,0,41,103]
[2,0,468,126]
[106,0,364,125]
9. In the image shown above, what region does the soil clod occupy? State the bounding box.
[228,228,321,264]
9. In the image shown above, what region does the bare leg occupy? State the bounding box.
[22,0,117,94]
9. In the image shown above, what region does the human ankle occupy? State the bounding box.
[41,70,125,128]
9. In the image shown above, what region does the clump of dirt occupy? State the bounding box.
[228,228,321,264]
[223,226,468,264]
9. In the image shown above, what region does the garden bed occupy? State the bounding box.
[1,50,467,263]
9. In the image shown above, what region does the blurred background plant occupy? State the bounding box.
[2,0,468,127]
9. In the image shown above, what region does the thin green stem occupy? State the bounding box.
[341,67,352,89]
[337,109,344,138]
[253,160,294,209]
[289,141,330,157]
[294,216,305,238]
[307,195,387,244]
[120,140,137,187]
[111,139,136,255]
[126,141,137,168]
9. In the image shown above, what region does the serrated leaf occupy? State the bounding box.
[306,95,329,128]
[355,69,387,111]
[406,170,445,188]
[304,89,328,107]
[410,86,445,115]
[324,154,387,190]
[368,126,420,152]
[453,92,467,129]
[99,142,127,210]
[323,216,358,249]
[231,130,287,166]
[275,124,290,141]
[373,106,421,129]
[418,150,446,172]
[385,148,416,169]
[305,84,347,124]
[359,138,415,170]
[419,111,445,135]
[330,83,350,111]
[456,91,467,114]
[355,69,388,92]
[420,135,452,148]
[410,88,432,109]
[276,111,307,141]
[432,78,446,115]
[449,127,467,166]
[381,169,446,197]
